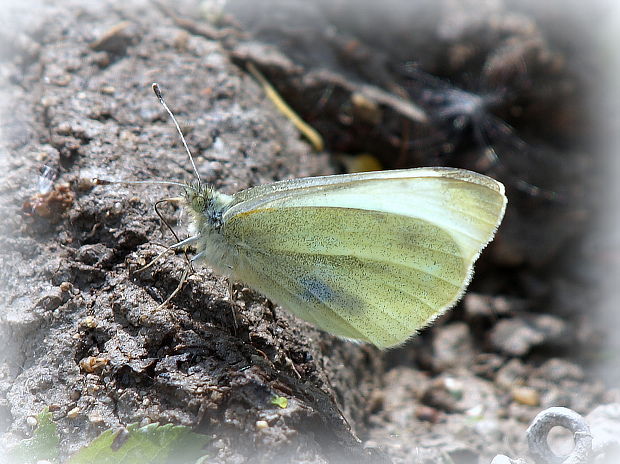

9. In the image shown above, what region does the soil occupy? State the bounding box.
[0,1,618,463]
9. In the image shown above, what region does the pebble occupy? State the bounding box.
[37,289,63,311]
[489,315,567,356]
[471,353,504,379]
[495,359,528,390]
[79,356,109,373]
[256,420,269,430]
[100,85,116,95]
[421,378,460,412]
[490,456,517,464]
[415,405,441,423]
[511,386,540,406]
[78,316,97,329]
[432,322,475,370]
[67,407,80,419]
[463,293,520,318]
[76,243,113,266]
[535,358,584,382]
[90,21,136,54]
[88,412,104,424]
[586,403,620,456]
[490,320,541,356]
[59,281,73,293]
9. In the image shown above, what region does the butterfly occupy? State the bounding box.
[104,84,507,349]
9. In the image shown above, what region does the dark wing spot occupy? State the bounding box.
[299,276,335,303]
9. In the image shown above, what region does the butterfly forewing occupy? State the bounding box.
[220,168,506,348]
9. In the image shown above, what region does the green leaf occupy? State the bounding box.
[6,408,60,464]
[67,422,209,464]
[270,396,288,409]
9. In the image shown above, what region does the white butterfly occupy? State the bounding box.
[180,166,506,349]
[107,84,507,349]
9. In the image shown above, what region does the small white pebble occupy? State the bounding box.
[256,420,269,430]
[88,412,104,424]
[79,316,97,329]
[443,377,463,394]
[466,404,484,417]
[59,282,72,292]
[490,456,514,464]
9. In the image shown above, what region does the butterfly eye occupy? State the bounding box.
[192,195,206,212]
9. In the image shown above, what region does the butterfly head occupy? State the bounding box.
[183,182,232,231]
[183,181,208,214]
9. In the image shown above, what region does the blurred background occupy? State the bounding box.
[1,0,619,463]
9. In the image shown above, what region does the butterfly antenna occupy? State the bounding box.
[94,179,186,188]
[152,83,202,187]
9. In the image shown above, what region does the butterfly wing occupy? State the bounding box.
[222,168,506,348]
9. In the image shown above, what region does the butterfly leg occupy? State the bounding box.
[154,266,190,311]
[134,245,174,273]
[225,277,239,334]
[171,235,200,250]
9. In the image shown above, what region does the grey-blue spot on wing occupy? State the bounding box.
[299,275,335,303]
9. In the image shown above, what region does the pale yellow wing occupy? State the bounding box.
[222,168,506,348]
[225,167,506,262]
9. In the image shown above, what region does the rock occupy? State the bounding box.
[89,21,138,55]
[495,359,529,390]
[535,358,585,382]
[463,293,524,318]
[471,353,505,379]
[489,315,568,356]
[76,243,114,267]
[586,403,620,460]
[37,289,63,311]
[432,322,475,370]
[422,371,499,415]
[511,386,540,407]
